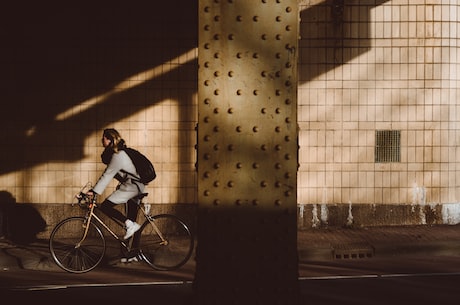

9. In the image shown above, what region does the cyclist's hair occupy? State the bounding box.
[103,128,125,153]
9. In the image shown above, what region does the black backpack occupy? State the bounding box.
[122,147,156,184]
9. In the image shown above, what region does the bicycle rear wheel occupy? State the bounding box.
[138,214,194,271]
[49,216,106,273]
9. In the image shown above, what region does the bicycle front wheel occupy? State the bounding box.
[139,214,194,271]
[49,216,106,273]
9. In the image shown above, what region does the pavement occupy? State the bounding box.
[1,224,460,272]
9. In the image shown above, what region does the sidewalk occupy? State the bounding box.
[1,224,460,271]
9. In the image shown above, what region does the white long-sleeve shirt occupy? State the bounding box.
[92,150,145,204]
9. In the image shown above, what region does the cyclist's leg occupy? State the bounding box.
[99,199,127,223]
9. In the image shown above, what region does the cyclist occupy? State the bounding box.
[86,128,144,242]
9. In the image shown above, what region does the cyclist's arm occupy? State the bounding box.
[91,152,127,195]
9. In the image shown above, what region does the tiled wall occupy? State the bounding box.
[2,1,459,209]
[298,0,460,205]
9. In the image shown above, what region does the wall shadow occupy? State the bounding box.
[0,191,46,244]
[0,1,197,175]
[299,0,388,82]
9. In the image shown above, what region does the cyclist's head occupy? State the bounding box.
[102,128,125,152]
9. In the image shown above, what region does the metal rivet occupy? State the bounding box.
[204,116,210,123]
[204,6,210,13]
[253,163,259,169]
[213,126,219,132]
[204,153,211,160]
[228,108,234,114]
[275,144,282,151]
[228,144,235,151]
[236,162,243,169]
[261,144,267,151]
[285,191,292,197]
[204,25,210,31]
[213,34,220,40]
[253,53,259,59]
[275,126,281,132]
[204,61,210,68]
[252,200,259,206]
[228,181,234,187]
[213,144,220,150]
[236,15,243,22]
[276,34,282,40]
[204,43,210,49]
[276,16,282,22]
[214,181,220,187]
[236,89,242,95]
[285,117,291,123]
[285,99,292,104]
[275,200,282,205]
[253,90,259,95]
[204,80,210,86]
[253,16,259,22]
[253,126,259,132]
[286,25,292,31]
[275,163,282,169]
[214,163,220,169]
[204,171,211,178]
[276,90,281,96]
[261,108,267,114]
[276,108,281,114]
[260,181,267,187]
[236,126,242,132]
[214,52,220,58]
[213,199,220,205]
[213,108,219,113]
[285,136,291,141]
[285,154,291,160]
[214,89,220,96]
[228,71,235,77]
[236,199,243,205]
[204,135,210,141]
[236,52,243,58]
[204,98,210,105]
[228,34,235,40]
[286,7,292,13]
[275,181,282,187]
[285,172,291,179]
[204,190,210,196]
[261,34,267,40]
[214,71,220,77]
[275,53,282,59]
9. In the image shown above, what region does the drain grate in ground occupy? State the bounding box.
[332,242,375,259]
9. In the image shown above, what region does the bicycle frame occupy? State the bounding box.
[76,193,167,251]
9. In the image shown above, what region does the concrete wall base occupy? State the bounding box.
[297,202,460,229]
[4,202,460,240]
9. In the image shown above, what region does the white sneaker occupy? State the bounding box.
[120,256,139,263]
[124,221,141,239]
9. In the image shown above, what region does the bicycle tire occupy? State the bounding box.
[138,214,194,271]
[49,216,106,273]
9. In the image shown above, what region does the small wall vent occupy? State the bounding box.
[375,130,400,163]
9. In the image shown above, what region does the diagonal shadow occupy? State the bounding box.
[0,1,197,175]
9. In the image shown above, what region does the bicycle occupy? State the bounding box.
[49,183,194,273]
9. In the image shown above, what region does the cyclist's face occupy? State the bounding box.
[102,135,112,148]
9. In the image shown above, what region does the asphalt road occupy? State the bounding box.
[2,255,460,304]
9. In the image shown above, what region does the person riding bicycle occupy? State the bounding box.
[86,128,144,241]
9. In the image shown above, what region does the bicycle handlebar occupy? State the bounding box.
[74,192,97,208]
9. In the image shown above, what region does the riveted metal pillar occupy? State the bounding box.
[195,1,299,304]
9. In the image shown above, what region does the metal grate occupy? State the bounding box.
[375,130,400,163]
[332,242,375,260]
